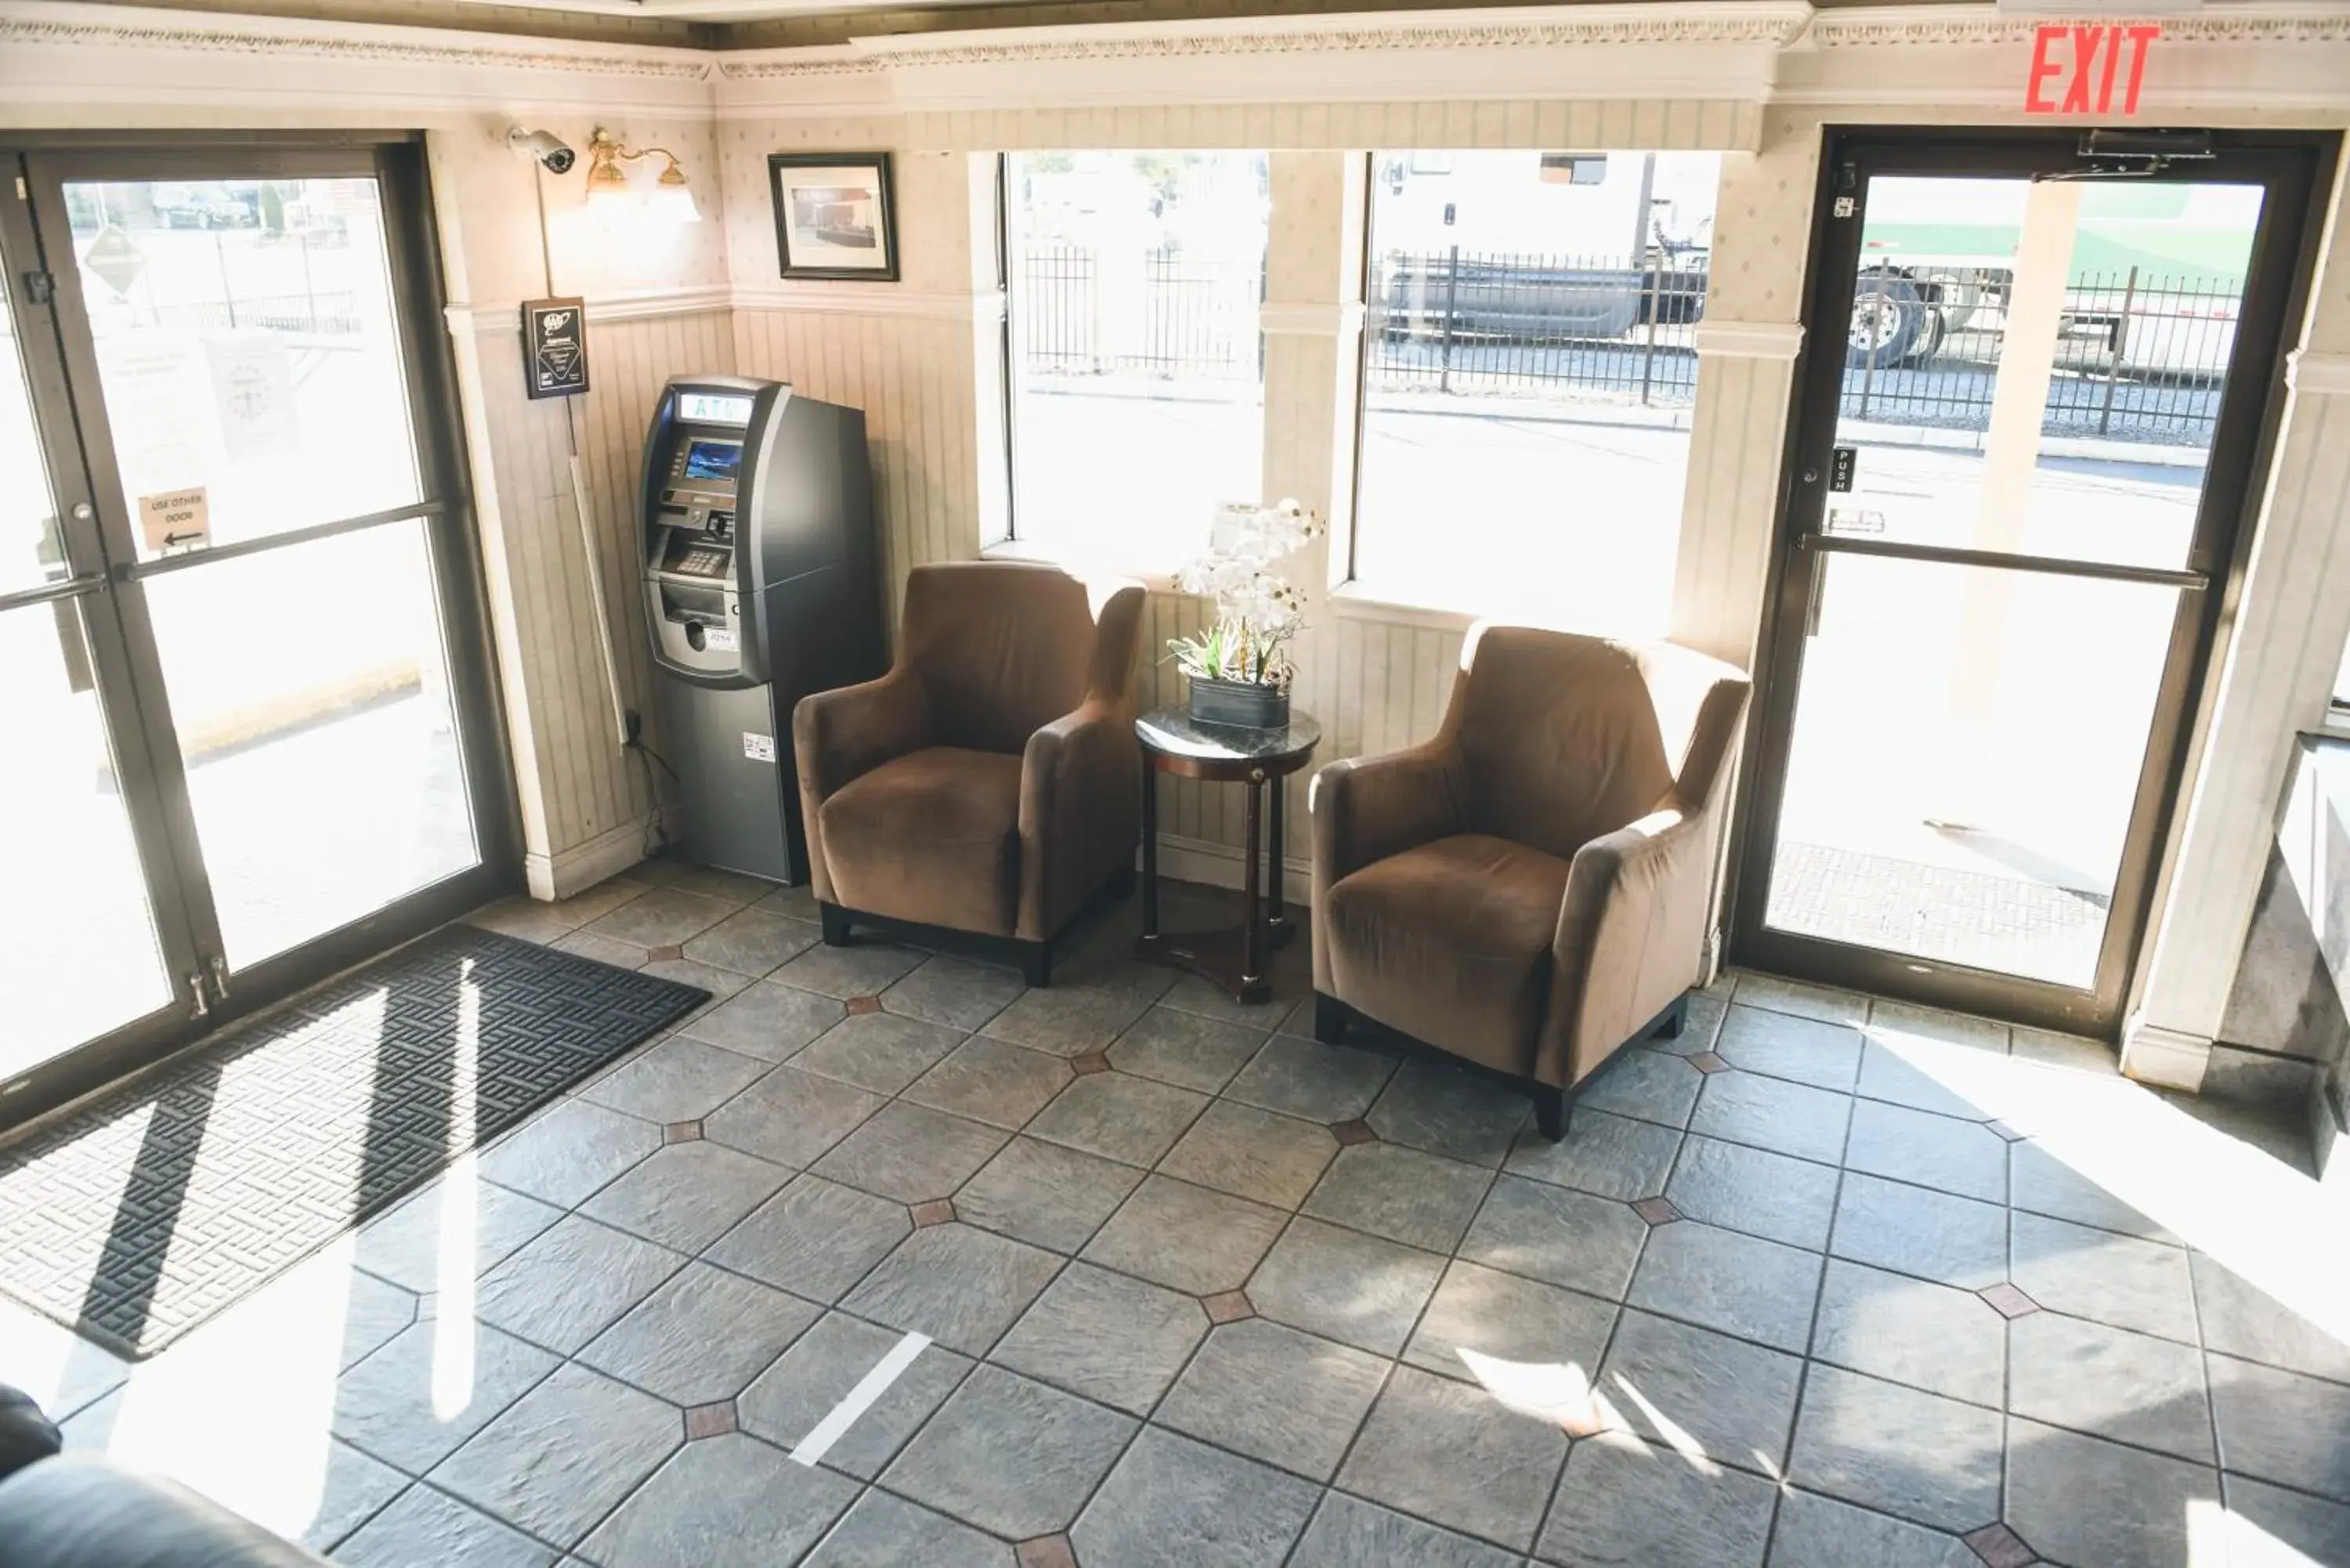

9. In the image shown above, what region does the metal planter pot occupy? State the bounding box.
[1187,675,1290,731]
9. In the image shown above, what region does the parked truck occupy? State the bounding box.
[1842,176,2257,379]
[1372,150,1716,343]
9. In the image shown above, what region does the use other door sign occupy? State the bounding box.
[139,486,210,552]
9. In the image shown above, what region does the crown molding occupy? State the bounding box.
[714,4,1810,122]
[1806,2,2350,49]
[719,3,1814,80]
[0,0,714,117]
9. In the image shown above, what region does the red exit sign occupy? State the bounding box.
[2026,22,2161,116]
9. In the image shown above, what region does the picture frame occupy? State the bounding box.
[520,296,589,399]
[768,152,899,282]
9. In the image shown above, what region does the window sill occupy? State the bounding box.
[1328,583,1481,633]
[980,537,1180,592]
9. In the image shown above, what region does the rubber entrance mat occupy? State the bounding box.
[0,924,707,1360]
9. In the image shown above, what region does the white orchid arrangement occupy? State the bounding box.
[1166,498,1325,692]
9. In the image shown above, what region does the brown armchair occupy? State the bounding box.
[793,560,1147,985]
[1309,625,1749,1140]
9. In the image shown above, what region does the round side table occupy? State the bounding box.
[1133,706,1322,1004]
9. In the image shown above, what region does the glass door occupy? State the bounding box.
[0,188,195,1089]
[1,139,512,1127]
[1736,134,2322,1035]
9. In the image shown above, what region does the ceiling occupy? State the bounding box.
[63,0,1969,50]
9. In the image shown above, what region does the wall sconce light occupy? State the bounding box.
[584,127,702,224]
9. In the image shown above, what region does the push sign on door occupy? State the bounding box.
[1828,446,1858,493]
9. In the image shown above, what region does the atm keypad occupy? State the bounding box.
[677,547,729,577]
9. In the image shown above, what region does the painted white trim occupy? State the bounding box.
[714,4,1808,121]
[2287,349,2350,396]
[1694,320,1806,360]
[2119,1018,2212,1093]
[1262,301,1367,338]
[446,286,733,338]
[732,283,994,323]
[527,814,661,901]
[1155,831,1314,895]
[725,3,1817,76]
[1806,4,2350,49]
[0,0,715,117]
[1329,584,1480,634]
[444,284,989,336]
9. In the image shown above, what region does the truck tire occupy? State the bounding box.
[1847,275,1929,369]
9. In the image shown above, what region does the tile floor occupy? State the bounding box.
[5,863,2349,1568]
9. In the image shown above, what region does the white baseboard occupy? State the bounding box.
[2120,1017,2212,1093]
[525,812,669,901]
[1153,833,1312,896]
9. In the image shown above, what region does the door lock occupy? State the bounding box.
[206,954,230,1006]
[186,972,211,1021]
[70,502,92,521]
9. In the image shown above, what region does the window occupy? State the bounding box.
[1003,151,1269,572]
[1352,150,1723,631]
[2334,634,2350,709]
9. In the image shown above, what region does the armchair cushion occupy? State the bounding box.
[1323,833,1572,1077]
[816,746,1024,936]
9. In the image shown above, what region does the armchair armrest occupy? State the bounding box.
[792,667,930,810]
[1309,743,1462,891]
[1017,699,1140,940]
[1539,799,1716,1087]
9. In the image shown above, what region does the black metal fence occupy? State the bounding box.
[129,291,365,335]
[1840,267,2236,447]
[1365,247,1706,408]
[1014,244,1263,381]
[1010,244,2240,446]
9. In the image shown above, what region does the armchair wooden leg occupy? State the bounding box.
[819,903,852,948]
[1654,992,1691,1042]
[1019,941,1052,988]
[1313,992,1349,1045]
[1533,1083,1568,1143]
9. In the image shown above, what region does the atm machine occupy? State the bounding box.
[639,374,882,884]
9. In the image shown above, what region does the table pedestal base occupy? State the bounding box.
[1133,916,1296,1006]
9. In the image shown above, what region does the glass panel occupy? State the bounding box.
[1762,552,2179,988]
[2,599,174,1074]
[145,519,476,969]
[1355,150,1721,631]
[1005,151,1267,572]
[1832,176,2261,572]
[63,177,421,561]
[1,266,70,597]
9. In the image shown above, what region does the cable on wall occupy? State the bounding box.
[528,154,676,856]
[531,159,630,755]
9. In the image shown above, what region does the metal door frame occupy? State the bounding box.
[1728,126,2334,1038]
[0,132,520,1133]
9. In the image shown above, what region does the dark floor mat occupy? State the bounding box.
[0,924,707,1360]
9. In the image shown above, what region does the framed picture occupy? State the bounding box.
[768,152,899,282]
[520,297,589,399]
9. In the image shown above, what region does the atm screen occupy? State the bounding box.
[682,440,741,482]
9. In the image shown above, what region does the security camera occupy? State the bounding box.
[508,126,576,176]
